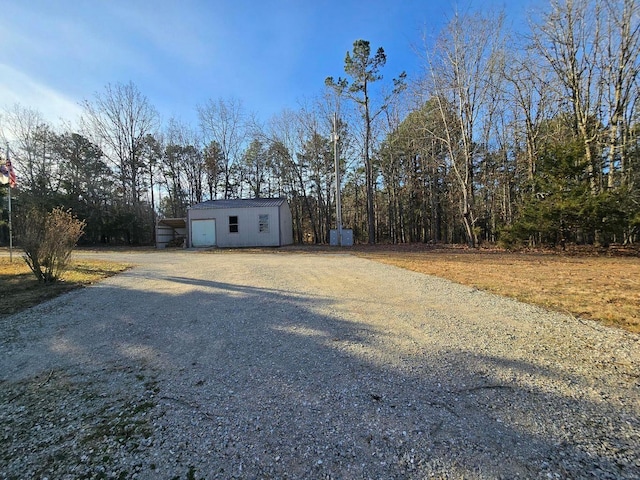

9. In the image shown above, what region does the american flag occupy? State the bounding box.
[7,158,16,188]
[0,154,16,188]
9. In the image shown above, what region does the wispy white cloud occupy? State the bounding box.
[0,64,83,126]
[0,0,527,129]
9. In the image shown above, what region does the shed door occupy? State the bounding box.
[191,219,216,247]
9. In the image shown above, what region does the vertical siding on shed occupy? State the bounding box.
[156,224,174,248]
[188,206,283,247]
[156,225,187,248]
[279,202,294,245]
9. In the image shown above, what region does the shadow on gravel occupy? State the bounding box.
[2,270,638,479]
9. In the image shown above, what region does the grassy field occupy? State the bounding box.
[0,256,130,317]
[353,245,640,334]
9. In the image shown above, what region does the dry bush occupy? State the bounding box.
[20,207,85,283]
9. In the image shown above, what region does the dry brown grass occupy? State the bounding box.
[0,256,131,317]
[354,246,640,334]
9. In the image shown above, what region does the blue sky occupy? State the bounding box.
[0,0,536,129]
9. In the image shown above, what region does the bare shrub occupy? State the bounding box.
[20,207,85,283]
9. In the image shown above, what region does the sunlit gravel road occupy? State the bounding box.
[1,249,639,479]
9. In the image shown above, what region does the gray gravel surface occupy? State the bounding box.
[1,250,639,479]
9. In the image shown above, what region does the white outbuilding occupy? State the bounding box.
[187,198,293,248]
[156,218,187,248]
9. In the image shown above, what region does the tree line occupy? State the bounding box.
[1,0,639,247]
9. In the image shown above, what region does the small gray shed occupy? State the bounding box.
[187,198,293,248]
[156,218,187,248]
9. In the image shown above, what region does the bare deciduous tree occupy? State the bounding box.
[197,97,248,199]
[82,81,159,205]
[504,46,556,188]
[531,0,604,193]
[421,10,506,247]
[600,0,640,189]
[0,104,57,199]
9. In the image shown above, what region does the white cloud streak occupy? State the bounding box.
[0,64,83,127]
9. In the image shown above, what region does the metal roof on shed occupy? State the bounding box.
[189,198,287,210]
[157,218,186,228]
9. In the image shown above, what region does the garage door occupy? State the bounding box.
[191,219,216,247]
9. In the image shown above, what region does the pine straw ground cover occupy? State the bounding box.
[0,256,130,317]
[350,244,640,334]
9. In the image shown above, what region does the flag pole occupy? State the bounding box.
[6,143,12,263]
[8,182,12,263]
[333,112,342,246]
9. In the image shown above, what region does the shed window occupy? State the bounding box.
[259,214,269,233]
[229,215,239,233]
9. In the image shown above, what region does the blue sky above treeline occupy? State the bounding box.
[0,0,535,127]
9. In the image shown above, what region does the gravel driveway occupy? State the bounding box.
[1,250,639,479]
